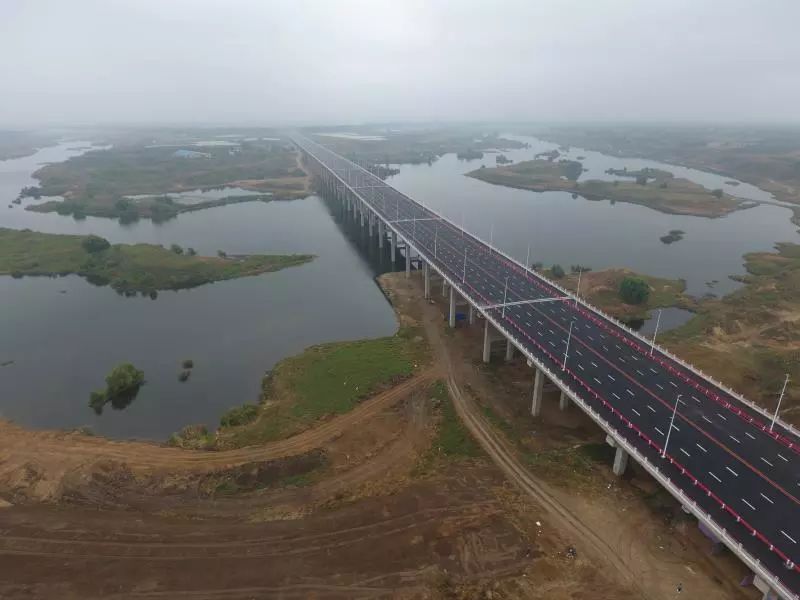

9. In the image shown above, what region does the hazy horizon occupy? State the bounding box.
[2,0,800,128]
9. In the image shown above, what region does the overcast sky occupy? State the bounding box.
[2,0,799,127]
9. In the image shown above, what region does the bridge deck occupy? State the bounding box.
[293,133,800,598]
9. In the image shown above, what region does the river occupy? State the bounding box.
[2,135,798,439]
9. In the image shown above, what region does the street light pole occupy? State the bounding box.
[501,276,509,319]
[575,269,582,307]
[649,309,662,356]
[662,394,681,458]
[770,374,790,432]
[562,320,574,370]
[462,247,467,283]
[489,224,494,254]
[526,243,531,269]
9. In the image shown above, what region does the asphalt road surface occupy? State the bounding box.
[294,134,800,597]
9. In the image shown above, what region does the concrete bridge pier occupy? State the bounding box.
[390,231,397,264]
[468,304,476,325]
[449,286,457,328]
[559,391,569,411]
[360,204,366,228]
[505,339,515,362]
[423,262,430,299]
[378,219,384,248]
[405,245,412,278]
[605,435,628,476]
[531,367,544,417]
[368,211,374,237]
[441,279,448,297]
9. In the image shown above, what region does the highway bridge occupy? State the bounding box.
[292,133,800,600]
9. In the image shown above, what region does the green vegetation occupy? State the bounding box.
[551,264,565,278]
[659,229,685,244]
[168,424,214,450]
[215,326,428,449]
[182,359,194,369]
[466,160,743,217]
[26,139,308,221]
[220,404,259,428]
[89,363,145,414]
[0,228,313,296]
[619,276,650,305]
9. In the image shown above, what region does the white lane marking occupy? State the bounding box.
[742,498,756,511]
[636,369,645,376]
[745,432,756,440]
[647,405,656,413]
[626,389,635,397]
[670,381,678,388]
[781,530,798,544]
[691,395,701,403]
[778,453,789,463]
[760,493,774,505]
[631,356,639,362]
[671,424,680,432]
[608,374,615,382]
[650,368,658,374]
[575,349,583,356]
[632,408,641,416]
[619,356,626,363]
[591,361,598,368]
[761,457,774,467]
[525,321,532,327]
[587,335,595,341]
[548,329,555,335]
[729,435,741,444]
[677,398,686,406]
[593,377,602,385]
[656,384,665,390]
[702,415,713,424]
[655,427,665,436]
[716,413,728,421]
[599,334,606,339]
[725,466,739,477]
[709,472,722,483]
[537,320,543,325]
[696,443,708,453]
[680,448,691,458]
[612,392,621,400]
[578,364,585,371]
[603,345,609,352]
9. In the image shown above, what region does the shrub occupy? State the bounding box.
[187,247,197,256]
[182,359,194,369]
[551,264,565,278]
[105,363,145,398]
[711,188,723,198]
[170,244,184,255]
[220,403,259,428]
[217,250,227,258]
[82,235,110,254]
[619,276,650,305]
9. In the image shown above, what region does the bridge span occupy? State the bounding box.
[292,133,800,600]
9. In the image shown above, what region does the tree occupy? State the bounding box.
[105,363,145,398]
[217,250,227,258]
[551,264,565,278]
[619,276,650,305]
[635,174,648,185]
[170,244,184,255]
[82,235,110,254]
[711,188,723,198]
[187,247,197,256]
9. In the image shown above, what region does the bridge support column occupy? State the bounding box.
[505,339,515,362]
[754,576,779,600]
[405,245,411,278]
[442,279,448,297]
[378,220,384,248]
[606,435,628,476]
[424,262,430,299]
[368,212,374,237]
[449,286,456,328]
[360,205,365,228]
[531,368,543,417]
[468,304,475,325]
[390,231,397,264]
[483,320,492,363]
[559,391,569,411]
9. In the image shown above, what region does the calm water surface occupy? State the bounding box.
[386,135,800,297]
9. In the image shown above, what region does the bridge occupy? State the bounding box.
[292,133,800,600]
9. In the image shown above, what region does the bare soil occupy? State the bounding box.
[0,273,759,599]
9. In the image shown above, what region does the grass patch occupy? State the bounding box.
[0,228,313,295]
[216,326,429,448]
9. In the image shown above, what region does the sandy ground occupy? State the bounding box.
[0,272,760,599]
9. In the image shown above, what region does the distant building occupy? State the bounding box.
[173,149,211,159]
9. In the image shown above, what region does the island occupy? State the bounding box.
[465,160,744,217]
[0,228,313,296]
[22,138,309,222]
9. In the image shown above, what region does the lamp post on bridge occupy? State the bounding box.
[462,247,468,283]
[562,320,574,371]
[662,394,681,459]
[770,373,790,433]
[575,268,582,307]
[526,243,531,269]
[649,309,662,356]
[501,276,509,319]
